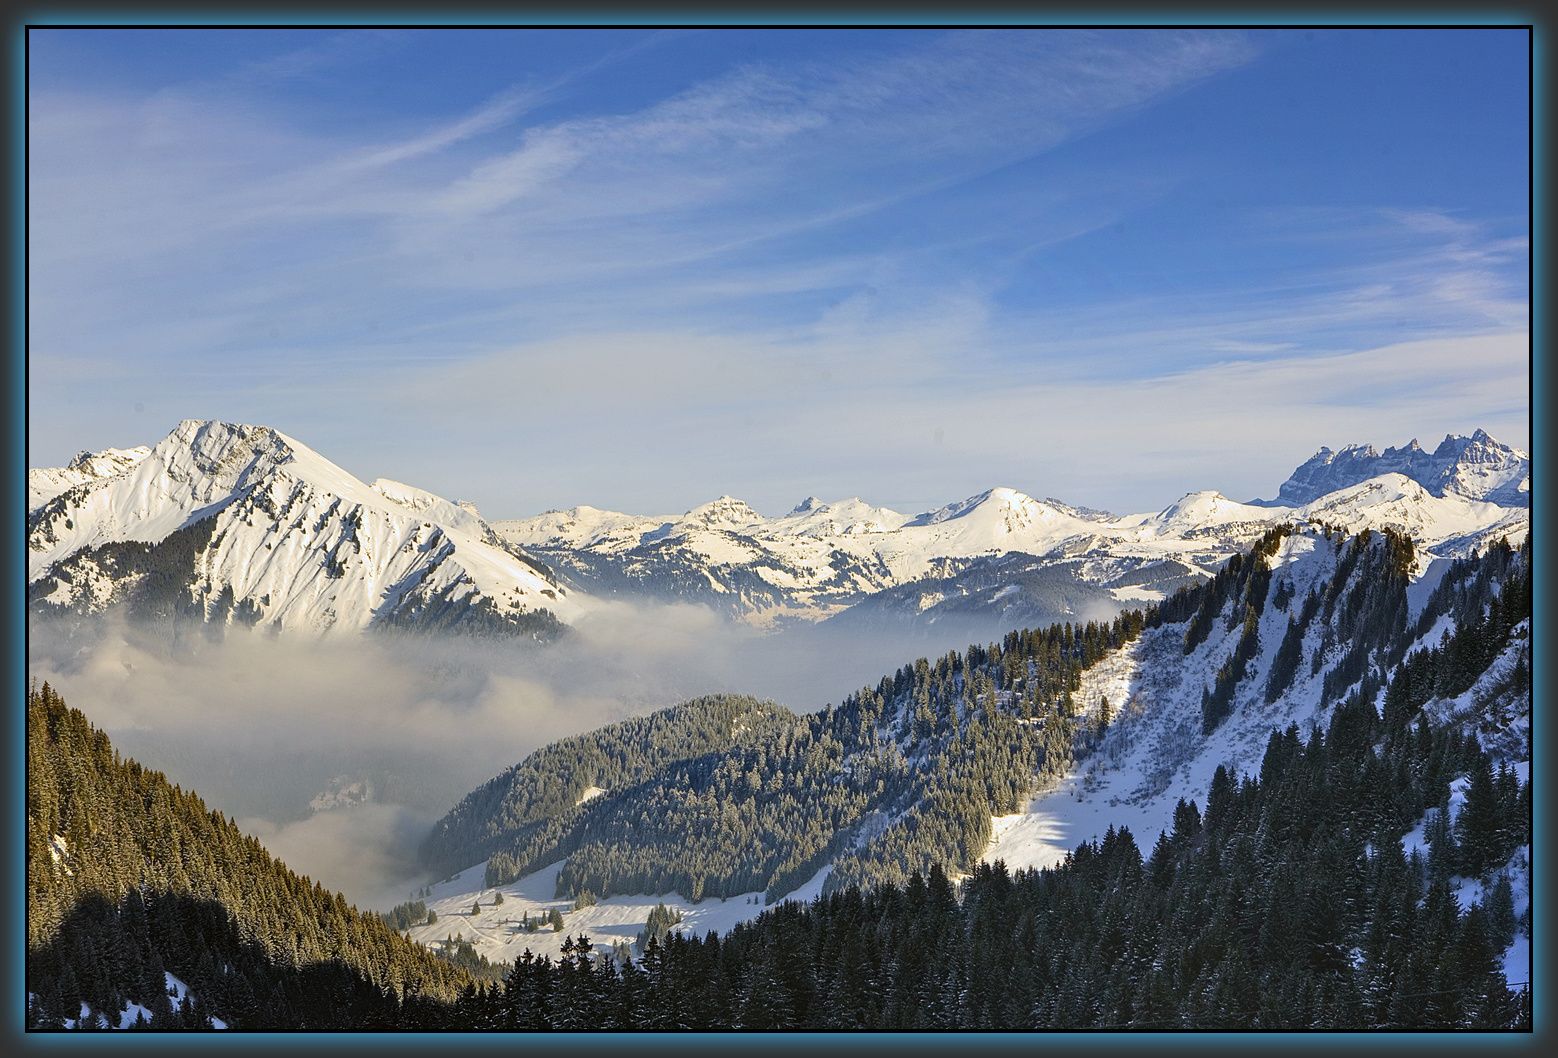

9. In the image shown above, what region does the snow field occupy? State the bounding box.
[404,858,833,966]
[984,529,1339,875]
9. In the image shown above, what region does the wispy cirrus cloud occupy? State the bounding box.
[399,32,1258,268]
[30,31,1259,467]
[30,30,1257,316]
[27,29,1527,519]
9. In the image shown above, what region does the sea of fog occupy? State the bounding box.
[27,602,987,909]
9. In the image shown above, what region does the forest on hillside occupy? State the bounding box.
[27,531,1532,1031]
[26,685,481,1030]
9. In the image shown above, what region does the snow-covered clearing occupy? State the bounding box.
[405,858,833,965]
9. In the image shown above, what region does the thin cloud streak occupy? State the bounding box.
[27,30,1526,521]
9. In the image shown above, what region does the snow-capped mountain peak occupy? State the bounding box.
[682,495,762,529]
[908,487,1060,529]
[28,419,576,637]
[1441,427,1492,453]
[29,420,300,569]
[1154,489,1234,520]
[1145,490,1280,537]
[772,497,907,538]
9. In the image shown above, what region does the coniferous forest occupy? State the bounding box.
[440,608,1148,903]
[453,684,1533,1031]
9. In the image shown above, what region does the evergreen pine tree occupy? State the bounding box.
[1455,754,1501,876]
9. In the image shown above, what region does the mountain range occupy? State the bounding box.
[26,421,1528,644]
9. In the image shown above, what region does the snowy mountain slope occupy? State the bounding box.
[370,477,489,537]
[1264,429,1528,506]
[820,551,1129,645]
[1299,474,1529,554]
[982,529,1531,877]
[27,419,578,637]
[496,430,1527,629]
[28,445,152,510]
[1398,752,1531,991]
[987,530,1338,873]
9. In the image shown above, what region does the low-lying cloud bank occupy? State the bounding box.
[27,600,979,908]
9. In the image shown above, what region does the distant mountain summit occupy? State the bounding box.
[1267,429,1528,506]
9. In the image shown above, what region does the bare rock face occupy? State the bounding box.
[1273,430,1527,506]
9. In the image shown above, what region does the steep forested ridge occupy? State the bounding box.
[443,606,1148,901]
[25,686,480,1030]
[445,689,1528,1031]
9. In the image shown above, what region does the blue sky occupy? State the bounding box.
[27,28,1530,516]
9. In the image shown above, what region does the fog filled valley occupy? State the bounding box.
[27,600,991,909]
